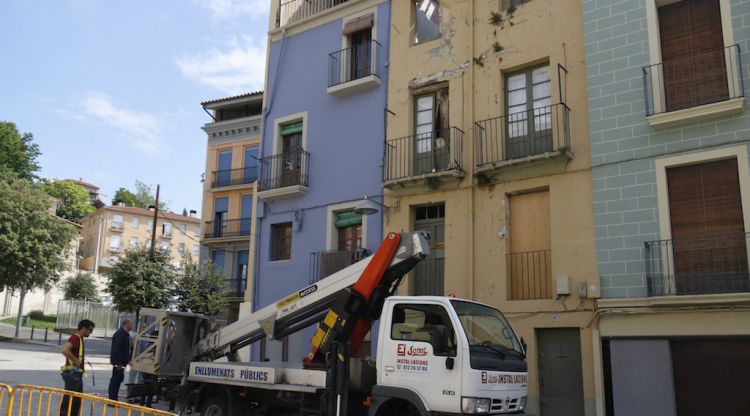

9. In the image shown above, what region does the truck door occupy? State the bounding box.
[379,302,462,413]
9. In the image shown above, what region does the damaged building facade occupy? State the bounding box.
[384,1,598,415]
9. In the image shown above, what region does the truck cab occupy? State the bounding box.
[372,296,528,415]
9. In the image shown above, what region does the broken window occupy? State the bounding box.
[413,84,449,173]
[414,0,439,44]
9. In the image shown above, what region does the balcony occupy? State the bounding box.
[224,278,246,299]
[508,250,552,300]
[327,40,381,97]
[203,219,252,240]
[277,0,350,28]
[258,149,310,198]
[643,44,745,128]
[383,127,464,187]
[211,167,258,188]
[645,233,750,296]
[309,248,370,284]
[474,103,571,175]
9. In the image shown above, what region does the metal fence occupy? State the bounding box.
[643,44,744,116]
[258,149,310,191]
[328,40,381,87]
[203,219,252,239]
[277,0,350,27]
[211,167,258,188]
[309,248,371,284]
[508,250,552,300]
[474,103,570,167]
[55,300,132,338]
[645,233,750,296]
[384,127,464,183]
[2,384,175,416]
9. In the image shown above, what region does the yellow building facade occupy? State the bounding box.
[79,205,201,273]
[200,92,263,322]
[385,1,597,414]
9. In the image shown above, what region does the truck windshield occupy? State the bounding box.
[450,300,524,356]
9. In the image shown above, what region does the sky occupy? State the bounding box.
[0,0,269,215]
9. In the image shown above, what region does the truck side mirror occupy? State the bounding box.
[431,324,449,355]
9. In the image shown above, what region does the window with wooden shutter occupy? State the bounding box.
[271,222,292,261]
[658,0,728,112]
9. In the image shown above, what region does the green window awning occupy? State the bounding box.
[281,122,303,136]
[335,211,362,228]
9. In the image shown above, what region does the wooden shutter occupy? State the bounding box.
[659,0,727,112]
[667,158,748,294]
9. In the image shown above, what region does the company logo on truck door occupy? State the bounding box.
[481,371,528,384]
[276,284,318,309]
[396,343,428,356]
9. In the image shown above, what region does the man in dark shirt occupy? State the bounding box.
[59,319,95,416]
[108,319,133,401]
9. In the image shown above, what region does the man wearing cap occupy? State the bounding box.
[59,319,95,416]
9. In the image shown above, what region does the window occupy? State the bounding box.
[131,217,139,229]
[216,149,233,186]
[129,237,138,247]
[112,215,124,230]
[177,243,185,254]
[343,15,374,82]
[110,235,122,252]
[505,64,552,159]
[414,0,439,44]
[508,190,551,300]
[179,224,186,235]
[160,241,170,255]
[336,211,362,251]
[212,250,226,272]
[413,204,445,295]
[148,219,153,230]
[413,84,450,174]
[390,303,456,356]
[244,146,259,183]
[280,122,303,187]
[658,0,727,112]
[162,223,173,237]
[192,245,200,257]
[194,226,201,237]
[146,240,152,250]
[271,222,293,261]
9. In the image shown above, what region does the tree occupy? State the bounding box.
[62,273,99,301]
[112,180,168,210]
[106,246,176,314]
[174,254,229,316]
[43,179,96,222]
[0,171,78,336]
[0,122,41,180]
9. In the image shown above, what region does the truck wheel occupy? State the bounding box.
[201,397,228,416]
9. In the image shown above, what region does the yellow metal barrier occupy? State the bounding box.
[5,385,175,416]
[0,384,13,416]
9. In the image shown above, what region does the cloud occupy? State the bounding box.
[196,0,268,20]
[175,35,266,95]
[78,91,166,155]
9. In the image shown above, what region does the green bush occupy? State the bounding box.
[28,310,45,320]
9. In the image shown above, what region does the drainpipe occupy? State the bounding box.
[93,211,104,274]
[467,0,476,300]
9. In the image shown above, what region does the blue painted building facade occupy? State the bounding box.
[251,0,391,362]
[584,0,750,414]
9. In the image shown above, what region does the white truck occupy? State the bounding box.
[131,232,529,415]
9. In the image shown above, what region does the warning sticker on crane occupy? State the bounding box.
[276,284,318,309]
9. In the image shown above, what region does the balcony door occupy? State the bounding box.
[217,149,232,186]
[414,89,449,175]
[413,204,445,296]
[667,158,749,294]
[213,197,228,238]
[347,27,372,82]
[505,65,552,160]
[281,123,302,188]
[658,0,728,112]
[509,190,552,300]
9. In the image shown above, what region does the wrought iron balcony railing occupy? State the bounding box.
[384,127,464,183]
[643,44,744,116]
[203,219,252,239]
[224,278,246,298]
[328,40,380,87]
[474,103,570,167]
[309,248,370,284]
[645,233,750,296]
[508,249,552,300]
[277,0,350,27]
[211,167,258,188]
[258,148,310,192]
